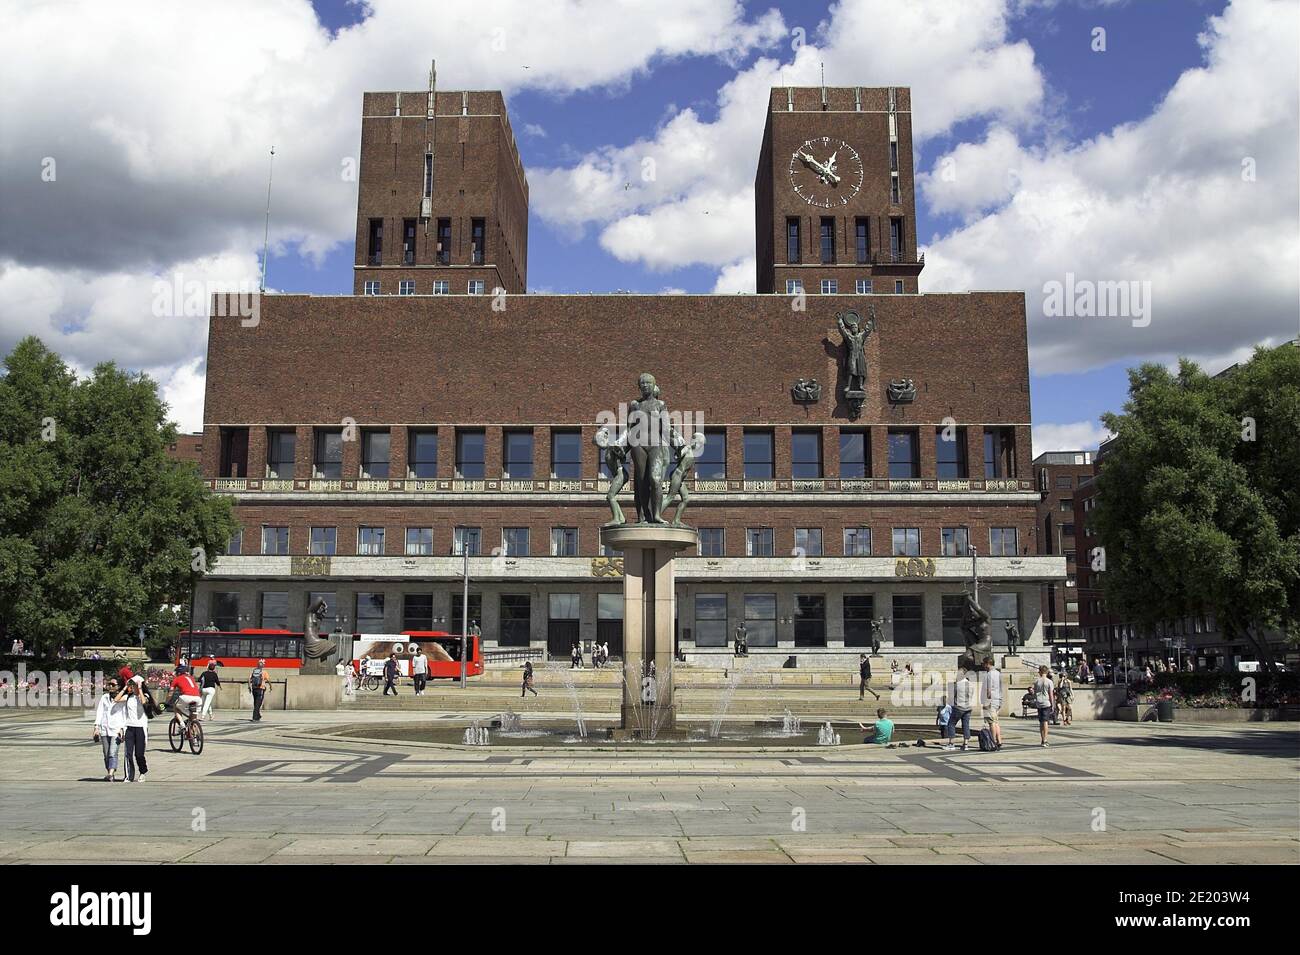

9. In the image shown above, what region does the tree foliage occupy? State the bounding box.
[0,337,236,653]
[1094,345,1300,667]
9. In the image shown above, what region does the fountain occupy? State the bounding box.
[463,722,490,746]
[780,709,802,736]
[548,661,588,738]
[708,672,741,738]
[498,709,522,733]
[817,721,841,746]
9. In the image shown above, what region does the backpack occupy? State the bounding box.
[141,688,161,720]
[977,727,995,752]
[249,668,264,691]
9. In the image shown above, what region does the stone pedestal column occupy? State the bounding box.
[600,524,698,733]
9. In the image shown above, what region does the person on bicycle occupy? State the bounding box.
[170,665,203,723]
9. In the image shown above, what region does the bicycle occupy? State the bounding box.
[168,701,205,755]
[359,673,381,692]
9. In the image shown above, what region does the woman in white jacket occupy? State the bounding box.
[115,675,151,782]
[93,677,127,781]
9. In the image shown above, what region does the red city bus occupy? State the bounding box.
[178,629,318,668]
[352,631,484,679]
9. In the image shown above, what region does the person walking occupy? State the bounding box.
[521,659,537,697]
[198,661,221,720]
[858,654,879,701]
[1056,672,1074,726]
[249,658,269,721]
[980,656,1004,750]
[383,653,400,696]
[1033,665,1056,747]
[411,647,429,696]
[1092,658,1106,684]
[949,669,976,751]
[1077,659,1090,684]
[117,675,150,782]
[93,677,126,781]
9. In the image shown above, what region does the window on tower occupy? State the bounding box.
[471,218,486,264]
[855,218,869,263]
[819,217,835,264]
[367,219,383,265]
[786,218,801,263]
[402,219,416,264]
[889,217,904,262]
[436,218,451,265]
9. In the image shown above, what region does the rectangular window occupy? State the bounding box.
[744,593,777,647]
[467,280,484,295]
[795,528,823,556]
[314,429,342,479]
[892,527,921,557]
[423,154,433,196]
[855,279,872,294]
[698,527,724,557]
[843,594,874,647]
[402,219,416,265]
[840,430,869,478]
[211,593,240,633]
[1061,523,1075,538]
[889,216,904,261]
[695,593,728,648]
[498,594,532,647]
[887,429,918,479]
[820,217,835,264]
[227,530,242,555]
[990,593,1020,640]
[502,527,530,557]
[363,280,380,295]
[402,594,433,631]
[791,430,822,479]
[855,217,869,263]
[941,526,969,556]
[786,217,801,262]
[470,218,486,264]
[451,593,483,636]
[695,429,726,479]
[984,427,1017,479]
[503,430,534,479]
[360,430,389,479]
[892,594,924,647]
[743,430,774,479]
[785,279,803,294]
[989,527,1019,557]
[456,429,485,479]
[794,594,826,647]
[820,278,838,294]
[405,527,433,556]
[435,218,451,264]
[549,593,579,621]
[1060,498,1074,512]
[355,593,385,634]
[551,430,582,479]
[309,526,336,556]
[398,279,415,295]
[407,430,438,479]
[550,527,578,556]
[261,526,288,556]
[890,142,899,172]
[367,218,383,265]
[357,526,385,556]
[1056,475,1074,489]
[894,280,904,294]
[745,528,775,557]
[935,427,968,479]
[261,592,289,630]
[266,429,296,479]
[432,280,450,294]
[843,527,872,556]
[890,175,901,205]
[941,594,966,646]
[453,526,481,556]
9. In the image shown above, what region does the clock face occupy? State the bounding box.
[788,137,864,207]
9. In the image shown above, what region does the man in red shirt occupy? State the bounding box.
[170,666,203,721]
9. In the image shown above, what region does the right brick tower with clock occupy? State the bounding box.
[755,86,923,295]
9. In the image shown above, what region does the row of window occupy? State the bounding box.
[367,217,486,267]
[783,278,906,295]
[232,524,1022,558]
[362,279,491,296]
[223,425,1018,482]
[207,590,1021,649]
[786,216,907,265]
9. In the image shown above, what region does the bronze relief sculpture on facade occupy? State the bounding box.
[791,378,822,402]
[887,378,917,403]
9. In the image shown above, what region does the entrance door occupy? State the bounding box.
[547,619,579,659]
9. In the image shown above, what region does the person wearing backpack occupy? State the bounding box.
[1033,665,1056,747]
[249,659,269,721]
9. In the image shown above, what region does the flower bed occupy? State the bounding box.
[1124,670,1300,708]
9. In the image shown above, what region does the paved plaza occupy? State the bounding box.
[0,709,1296,864]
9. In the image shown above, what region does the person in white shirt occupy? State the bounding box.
[949,669,976,750]
[115,675,150,782]
[93,677,127,781]
[411,648,429,696]
[980,657,1004,750]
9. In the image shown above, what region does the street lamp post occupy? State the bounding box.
[460,545,469,689]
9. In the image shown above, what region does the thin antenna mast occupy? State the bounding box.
[260,145,275,292]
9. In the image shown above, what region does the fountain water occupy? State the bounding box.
[620,658,676,740]
[547,661,588,738]
[463,722,490,746]
[816,721,841,746]
[708,671,741,738]
[498,709,522,733]
[780,709,802,736]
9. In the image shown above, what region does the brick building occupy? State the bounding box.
[1031,450,1093,666]
[166,432,204,470]
[195,81,1065,665]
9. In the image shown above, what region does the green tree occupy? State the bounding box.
[1093,345,1300,670]
[0,337,237,654]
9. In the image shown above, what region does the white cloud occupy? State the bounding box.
[1032,420,1113,457]
[922,0,1300,374]
[712,258,756,294]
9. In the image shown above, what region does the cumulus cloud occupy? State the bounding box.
[1031,420,1113,457]
[921,0,1300,374]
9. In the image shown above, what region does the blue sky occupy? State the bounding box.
[275,0,1232,443]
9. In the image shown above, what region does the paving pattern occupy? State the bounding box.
[0,709,1295,864]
